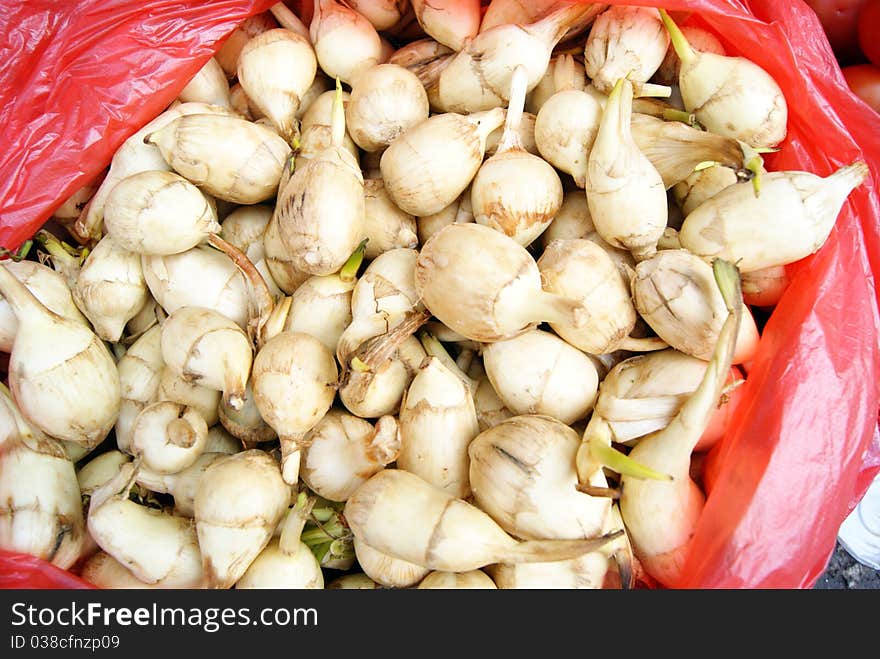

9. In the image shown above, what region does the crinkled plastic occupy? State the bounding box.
[0,0,878,589]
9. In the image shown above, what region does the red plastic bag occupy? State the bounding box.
[0,0,878,589]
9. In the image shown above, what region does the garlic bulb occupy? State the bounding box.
[363,180,419,260]
[0,388,84,569]
[346,469,622,572]
[194,450,289,589]
[679,162,869,273]
[142,245,249,329]
[130,401,209,475]
[157,367,221,428]
[273,82,366,276]
[434,3,603,113]
[70,234,148,342]
[147,113,292,204]
[311,0,383,85]
[353,535,430,588]
[88,463,205,588]
[585,78,666,261]
[160,306,253,411]
[136,452,227,518]
[537,238,663,354]
[178,57,231,108]
[346,64,430,152]
[380,108,505,216]
[252,332,338,485]
[659,10,787,148]
[115,325,164,453]
[471,65,562,246]
[417,570,497,589]
[469,415,610,541]
[482,330,599,425]
[631,249,760,363]
[410,0,481,51]
[415,223,588,342]
[238,29,317,144]
[534,55,603,188]
[0,263,120,448]
[0,260,89,353]
[397,356,479,499]
[584,6,670,95]
[236,538,324,589]
[301,411,399,502]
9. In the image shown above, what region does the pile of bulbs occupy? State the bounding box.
[0,1,867,589]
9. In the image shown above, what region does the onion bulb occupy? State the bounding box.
[631,249,760,363]
[0,260,89,354]
[273,81,366,276]
[381,108,505,216]
[410,0,481,51]
[481,330,599,425]
[353,535,430,588]
[194,450,290,589]
[585,78,666,261]
[237,28,317,144]
[0,386,84,569]
[346,469,623,572]
[115,325,164,454]
[130,401,209,475]
[235,538,324,589]
[346,64,430,153]
[468,415,610,541]
[178,57,231,108]
[301,411,399,502]
[433,3,603,113]
[659,9,787,148]
[397,356,479,499]
[470,65,562,246]
[679,162,869,273]
[584,6,670,95]
[160,306,253,411]
[415,223,589,342]
[618,259,741,586]
[252,332,338,485]
[311,0,383,85]
[417,570,496,589]
[146,113,292,204]
[87,463,204,588]
[0,262,120,448]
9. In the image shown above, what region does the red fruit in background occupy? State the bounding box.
[804,0,868,63]
[859,0,880,66]
[842,63,880,112]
